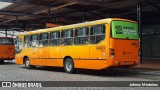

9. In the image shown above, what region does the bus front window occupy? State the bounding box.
[0,38,14,45]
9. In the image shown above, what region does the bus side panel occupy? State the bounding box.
[66,45,90,69]
[9,45,15,59]
[48,46,63,67]
[31,46,63,67]
[70,45,89,59]
[38,47,49,59]
[30,47,40,65]
[32,47,49,65]
[61,45,89,65]
[0,45,15,60]
[50,59,63,67]
[32,59,63,67]
[22,46,40,65]
[74,60,107,70]
[60,44,108,69]
[89,44,108,59]
[15,54,23,64]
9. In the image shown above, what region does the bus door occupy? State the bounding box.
[38,33,49,64]
[30,34,39,64]
[89,24,108,60]
[48,31,61,66]
[73,27,90,59]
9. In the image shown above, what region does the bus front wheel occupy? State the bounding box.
[64,58,74,73]
[24,58,35,69]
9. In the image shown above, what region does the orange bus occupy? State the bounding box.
[15,18,139,73]
[0,37,15,63]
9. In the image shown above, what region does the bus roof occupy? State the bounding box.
[17,18,136,36]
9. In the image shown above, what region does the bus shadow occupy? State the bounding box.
[21,66,65,73]
[76,68,137,77]
[25,66,137,77]
[36,66,65,72]
[0,61,16,65]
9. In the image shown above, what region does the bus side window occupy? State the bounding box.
[90,25,105,44]
[24,35,30,48]
[31,34,38,47]
[50,31,60,46]
[75,27,89,45]
[1,38,14,45]
[39,33,48,47]
[61,30,73,45]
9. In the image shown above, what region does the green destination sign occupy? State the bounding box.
[112,21,139,39]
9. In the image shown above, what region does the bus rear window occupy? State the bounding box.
[0,38,14,45]
[111,21,139,40]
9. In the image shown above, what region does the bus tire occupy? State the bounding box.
[24,57,35,69]
[64,58,74,73]
[0,60,4,64]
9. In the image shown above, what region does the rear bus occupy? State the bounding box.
[108,19,139,68]
[0,37,15,63]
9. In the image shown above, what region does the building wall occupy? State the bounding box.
[142,25,160,58]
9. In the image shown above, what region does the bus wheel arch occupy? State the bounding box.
[23,56,28,64]
[23,56,35,69]
[63,56,75,73]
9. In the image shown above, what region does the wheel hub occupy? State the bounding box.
[66,62,72,71]
[26,60,29,67]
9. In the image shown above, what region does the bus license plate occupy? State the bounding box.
[2,51,8,54]
[124,61,129,65]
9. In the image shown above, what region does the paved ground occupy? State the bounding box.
[0,61,160,90]
[131,59,160,71]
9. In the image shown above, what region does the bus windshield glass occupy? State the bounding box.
[0,38,14,45]
[111,21,139,39]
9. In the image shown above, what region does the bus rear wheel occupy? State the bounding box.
[64,58,74,73]
[24,57,35,69]
[0,60,4,64]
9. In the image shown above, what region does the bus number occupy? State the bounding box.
[96,46,106,51]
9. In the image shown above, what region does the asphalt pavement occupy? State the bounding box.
[0,60,159,90]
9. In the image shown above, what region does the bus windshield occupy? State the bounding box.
[111,20,139,40]
[0,38,14,45]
